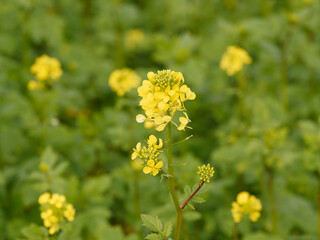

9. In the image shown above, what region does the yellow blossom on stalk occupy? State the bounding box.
[137,70,196,131]
[220,46,251,76]
[125,29,144,49]
[38,192,76,235]
[30,55,63,81]
[231,191,262,223]
[109,68,141,96]
[132,135,163,176]
[197,164,214,182]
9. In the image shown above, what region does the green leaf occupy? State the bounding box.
[163,221,172,237]
[40,147,57,169]
[145,233,163,240]
[141,214,163,233]
[184,185,192,196]
[20,224,48,240]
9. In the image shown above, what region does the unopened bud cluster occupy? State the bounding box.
[197,164,214,183]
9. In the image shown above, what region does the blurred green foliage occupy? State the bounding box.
[0,0,320,239]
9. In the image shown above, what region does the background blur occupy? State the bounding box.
[1,0,320,239]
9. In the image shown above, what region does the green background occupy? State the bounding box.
[0,0,319,239]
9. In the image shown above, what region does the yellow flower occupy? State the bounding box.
[131,158,143,171]
[109,68,141,96]
[132,135,163,176]
[38,192,51,205]
[137,70,195,131]
[125,29,144,49]
[63,204,76,222]
[197,164,214,182]
[231,191,262,223]
[177,112,191,131]
[39,192,75,235]
[30,55,63,81]
[220,46,251,76]
[143,160,163,176]
[28,80,43,91]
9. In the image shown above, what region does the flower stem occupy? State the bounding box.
[317,172,320,240]
[180,181,205,210]
[266,166,277,234]
[234,223,239,240]
[166,122,182,240]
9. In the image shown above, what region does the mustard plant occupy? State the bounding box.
[132,70,214,240]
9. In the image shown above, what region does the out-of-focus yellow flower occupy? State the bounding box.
[231,191,262,223]
[137,70,196,131]
[30,55,63,81]
[197,164,214,182]
[143,159,163,176]
[131,158,143,171]
[220,46,251,76]
[63,204,76,222]
[38,192,75,235]
[109,68,141,96]
[28,80,43,91]
[125,29,144,50]
[38,192,51,205]
[132,135,163,176]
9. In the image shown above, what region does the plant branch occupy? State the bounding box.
[180,181,205,210]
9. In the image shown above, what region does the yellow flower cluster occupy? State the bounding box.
[109,68,141,96]
[28,55,63,90]
[38,192,76,235]
[197,164,214,182]
[231,191,262,223]
[131,135,163,176]
[137,70,196,131]
[125,29,144,50]
[220,46,252,76]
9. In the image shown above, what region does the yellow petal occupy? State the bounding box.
[155,161,163,168]
[143,166,152,174]
[146,160,155,167]
[152,169,159,176]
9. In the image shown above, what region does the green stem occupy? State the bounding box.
[166,123,182,240]
[234,223,239,240]
[266,166,277,234]
[133,172,143,240]
[317,172,320,240]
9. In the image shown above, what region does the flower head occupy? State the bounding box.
[231,191,262,223]
[109,68,141,96]
[220,46,251,76]
[30,55,63,81]
[38,192,76,235]
[132,135,163,176]
[137,70,196,131]
[197,164,214,182]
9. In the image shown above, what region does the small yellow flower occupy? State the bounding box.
[177,112,191,131]
[197,164,214,182]
[63,204,76,222]
[109,68,141,96]
[220,46,251,76]
[30,55,63,81]
[132,135,163,176]
[143,160,163,176]
[125,29,144,50]
[38,192,51,205]
[131,158,144,171]
[231,191,262,223]
[28,80,43,91]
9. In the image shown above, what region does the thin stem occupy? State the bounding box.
[180,181,205,210]
[317,172,320,240]
[166,122,182,240]
[266,166,277,234]
[234,223,239,240]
